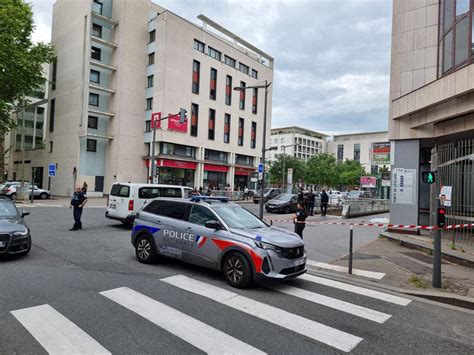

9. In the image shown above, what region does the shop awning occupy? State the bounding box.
[204,164,229,172]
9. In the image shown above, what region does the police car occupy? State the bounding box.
[131,196,306,288]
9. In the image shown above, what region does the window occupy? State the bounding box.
[89,93,99,106]
[239,63,249,75]
[144,200,187,219]
[204,149,228,162]
[88,116,98,129]
[90,69,100,83]
[91,46,101,61]
[208,46,221,61]
[224,55,235,68]
[191,103,198,137]
[192,60,200,94]
[210,68,217,100]
[149,30,156,43]
[354,143,360,161]
[337,144,344,162]
[160,142,196,158]
[51,61,57,90]
[147,75,154,88]
[37,107,44,115]
[251,122,257,149]
[238,118,244,146]
[92,23,102,38]
[86,139,97,152]
[251,69,258,79]
[49,99,55,132]
[145,120,151,132]
[139,187,161,199]
[49,141,53,153]
[188,205,218,226]
[225,75,232,105]
[193,39,204,52]
[235,154,253,166]
[148,53,155,65]
[252,88,258,114]
[92,0,103,14]
[146,98,153,110]
[239,81,246,110]
[111,184,130,197]
[224,113,230,143]
[208,109,215,140]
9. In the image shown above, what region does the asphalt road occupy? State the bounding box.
[1,206,473,354]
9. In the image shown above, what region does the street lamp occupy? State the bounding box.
[234,80,272,220]
[281,144,295,191]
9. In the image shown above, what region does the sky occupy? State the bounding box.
[29,0,392,136]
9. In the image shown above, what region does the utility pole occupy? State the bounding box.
[433,144,442,288]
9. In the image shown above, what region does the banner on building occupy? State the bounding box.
[372,142,391,165]
[360,176,376,188]
[168,112,187,133]
[151,112,161,129]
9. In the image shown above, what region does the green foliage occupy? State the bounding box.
[269,154,306,185]
[0,0,56,134]
[304,153,337,186]
[336,159,364,186]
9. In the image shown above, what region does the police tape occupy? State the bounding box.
[264,219,474,230]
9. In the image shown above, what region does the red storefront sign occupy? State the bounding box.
[235,167,255,176]
[204,164,229,172]
[168,113,188,133]
[151,112,161,129]
[160,159,197,170]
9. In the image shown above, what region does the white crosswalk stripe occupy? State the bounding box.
[270,284,391,323]
[11,304,111,355]
[307,260,386,280]
[162,274,364,353]
[100,287,266,355]
[299,273,412,306]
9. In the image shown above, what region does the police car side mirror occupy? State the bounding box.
[21,211,30,218]
[205,220,222,230]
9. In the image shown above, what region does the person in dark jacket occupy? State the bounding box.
[69,185,87,231]
[293,203,307,238]
[297,190,305,204]
[320,189,329,217]
[306,190,315,216]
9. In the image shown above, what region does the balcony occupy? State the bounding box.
[90,60,117,71]
[91,35,118,49]
[91,11,118,26]
[89,83,116,94]
[88,108,114,118]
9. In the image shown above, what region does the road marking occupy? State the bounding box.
[307,260,386,280]
[100,287,265,355]
[11,304,110,355]
[162,275,363,353]
[299,274,412,306]
[270,284,391,323]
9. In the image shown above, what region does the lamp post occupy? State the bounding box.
[281,144,295,190]
[234,80,272,220]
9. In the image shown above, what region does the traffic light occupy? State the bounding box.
[437,208,446,227]
[422,171,436,184]
[179,108,187,124]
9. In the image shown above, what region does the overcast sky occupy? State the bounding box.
[29,0,392,135]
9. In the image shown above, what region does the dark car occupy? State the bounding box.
[265,193,297,214]
[0,198,31,256]
[253,188,283,204]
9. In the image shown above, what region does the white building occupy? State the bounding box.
[8,0,274,196]
[268,126,328,162]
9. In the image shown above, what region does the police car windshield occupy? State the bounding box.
[213,206,267,229]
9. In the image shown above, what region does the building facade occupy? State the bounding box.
[389,0,474,232]
[12,0,273,196]
[268,126,327,163]
[327,131,390,174]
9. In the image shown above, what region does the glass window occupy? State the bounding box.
[162,188,183,198]
[147,75,154,88]
[225,75,232,105]
[92,23,102,38]
[251,69,258,79]
[239,81,246,110]
[354,143,360,161]
[49,99,55,132]
[443,30,453,72]
[191,103,198,137]
[208,109,215,140]
[90,69,100,83]
[444,0,454,33]
[239,63,249,75]
[238,118,244,146]
[455,0,469,17]
[87,139,97,152]
[148,53,155,65]
[149,30,156,43]
[138,187,161,199]
[251,121,257,149]
[192,60,200,94]
[145,120,151,132]
[146,97,153,110]
[193,39,204,52]
[224,55,235,68]
[337,144,344,162]
[143,200,187,217]
[252,88,258,114]
[454,16,469,65]
[111,184,130,197]
[91,46,101,61]
[92,0,103,14]
[224,113,230,143]
[208,47,221,61]
[88,116,98,129]
[188,205,218,226]
[213,205,266,229]
[210,68,217,100]
[89,93,99,106]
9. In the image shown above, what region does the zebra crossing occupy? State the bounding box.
[9,274,412,354]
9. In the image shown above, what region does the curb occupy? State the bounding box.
[306,266,474,311]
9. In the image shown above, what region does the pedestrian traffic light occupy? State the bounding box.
[422,171,436,184]
[179,108,187,124]
[437,208,446,227]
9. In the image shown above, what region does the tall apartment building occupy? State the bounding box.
[19,0,273,196]
[389,0,474,226]
[327,131,389,173]
[268,126,327,162]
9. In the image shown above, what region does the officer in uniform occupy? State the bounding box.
[293,203,307,238]
[69,185,87,231]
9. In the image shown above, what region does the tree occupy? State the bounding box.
[305,153,338,187]
[336,159,364,187]
[269,154,306,186]
[0,0,56,180]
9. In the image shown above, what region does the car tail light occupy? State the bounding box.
[128,199,134,211]
[6,188,11,192]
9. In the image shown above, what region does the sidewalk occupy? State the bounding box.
[15,197,107,208]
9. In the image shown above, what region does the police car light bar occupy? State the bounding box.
[190,196,229,203]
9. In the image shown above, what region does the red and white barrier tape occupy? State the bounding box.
[265,219,474,230]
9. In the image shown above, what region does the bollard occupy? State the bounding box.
[270,220,273,226]
[348,225,353,275]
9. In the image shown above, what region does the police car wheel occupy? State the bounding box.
[285,206,290,214]
[223,252,252,288]
[135,236,156,264]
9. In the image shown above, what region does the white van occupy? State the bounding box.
[105,183,192,225]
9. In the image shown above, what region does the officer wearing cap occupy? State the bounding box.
[293,203,307,238]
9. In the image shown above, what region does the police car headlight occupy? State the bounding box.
[13,228,29,237]
[255,241,283,253]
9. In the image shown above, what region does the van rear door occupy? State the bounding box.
[109,184,131,218]
[137,186,162,212]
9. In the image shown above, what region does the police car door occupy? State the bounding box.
[157,200,190,260]
[184,204,220,269]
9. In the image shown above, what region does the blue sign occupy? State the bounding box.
[48,163,56,177]
[258,163,263,173]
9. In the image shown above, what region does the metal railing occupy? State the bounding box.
[341,199,390,218]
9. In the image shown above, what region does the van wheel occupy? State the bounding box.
[223,252,253,288]
[135,235,156,264]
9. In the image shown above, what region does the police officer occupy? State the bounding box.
[69,185,87,231]
[293,203,307,238]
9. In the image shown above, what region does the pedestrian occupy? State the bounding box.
[244,186,249,200]
[293,203,307,238]
[69,185,87,231]
[199,186,203,195]
[307,189,315,216]
[82,181,88,194]
[320,189,329,217]
[297,189,305,204]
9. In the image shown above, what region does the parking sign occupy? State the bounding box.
[48,163,56,177]
[258,163,263,173]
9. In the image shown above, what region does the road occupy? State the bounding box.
[1,205,473,354]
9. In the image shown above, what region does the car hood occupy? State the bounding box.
[266,199,289,206]
[228,226,303,248]
[0,216,27,233]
